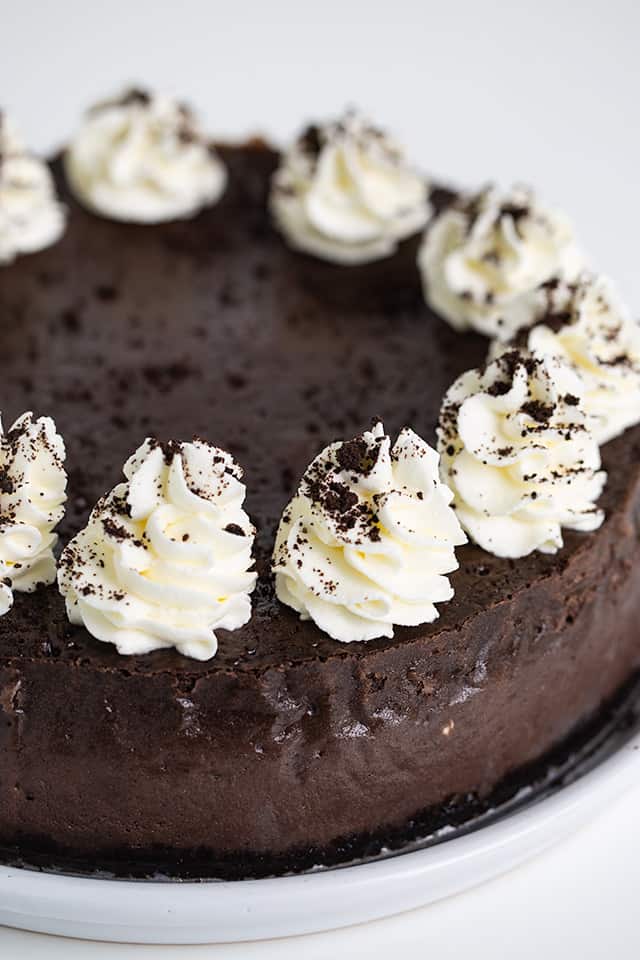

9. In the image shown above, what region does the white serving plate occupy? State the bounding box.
[1,729,638,945]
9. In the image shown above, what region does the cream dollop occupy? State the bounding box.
[419,184,584,340]
[65,89,227,223]
[58,438,256,660]
[438,350,606,558]
[490,274,640,445]
[0,114,66,264]
[0,412,67,615]
[270,111,430,264]
[272,422,466,644]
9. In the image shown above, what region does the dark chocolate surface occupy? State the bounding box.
[0,144,639,876]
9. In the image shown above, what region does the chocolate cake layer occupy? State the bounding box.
[0,144,639,876]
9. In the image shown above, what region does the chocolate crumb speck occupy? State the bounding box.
[521,400,555,424]
[225,523,245,537]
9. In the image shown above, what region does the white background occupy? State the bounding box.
[1,0,639,955]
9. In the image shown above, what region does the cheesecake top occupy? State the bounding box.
[1,143,638,676]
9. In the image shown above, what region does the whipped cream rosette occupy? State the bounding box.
[0,412,67,615]
[270,110,430,264]
[438,350,607,559]
[273,421,466,643]
[58,438,256,660]
[65,88,227,222]
[419,184,584,340]
[0,113,66,264]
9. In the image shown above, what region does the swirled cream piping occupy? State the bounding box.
[0,412,67,615]
[65,89,227,223]
[272,421,466,644]
[438,350,606,559]
[490,274,640,445]
[270,110,431,264]
[0,113,66,265]
[58,438,256,660]
[418,184,584,340]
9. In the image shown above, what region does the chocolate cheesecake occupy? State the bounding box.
[0,142,639,878]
